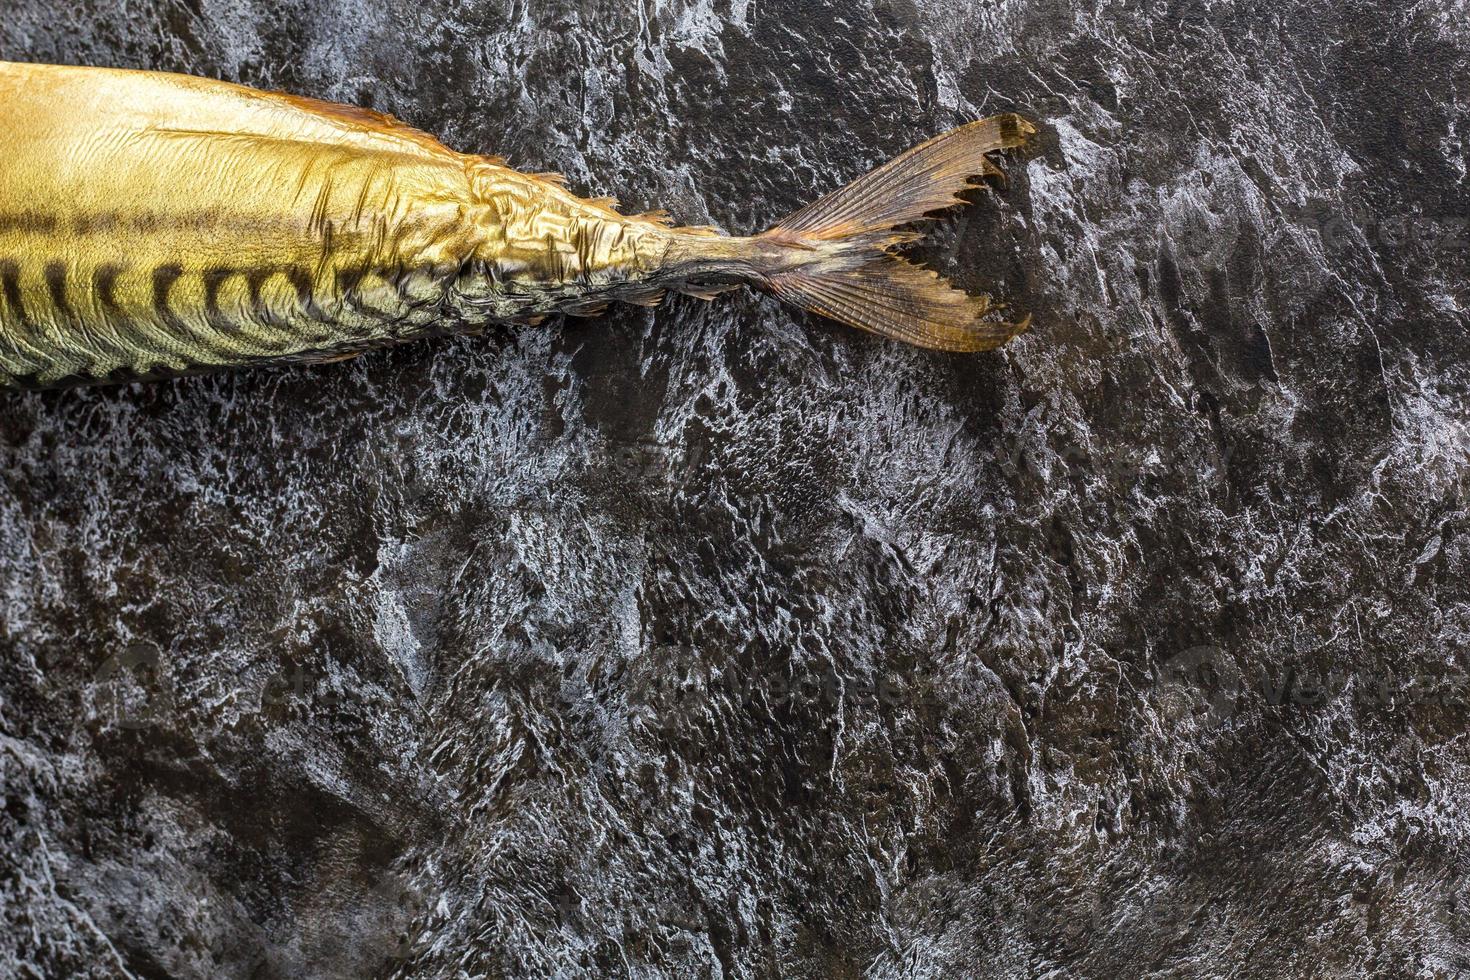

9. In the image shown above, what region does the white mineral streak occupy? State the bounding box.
[1,0,1467,976]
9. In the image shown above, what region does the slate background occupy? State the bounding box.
[2,0,1468,976]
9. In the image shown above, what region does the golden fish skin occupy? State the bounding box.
[0,61,1035,389]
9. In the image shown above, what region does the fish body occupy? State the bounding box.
[0,61,1034,389]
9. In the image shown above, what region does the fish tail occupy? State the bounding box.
[730,114,1035,351]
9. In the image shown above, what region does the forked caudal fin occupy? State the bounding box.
[749,113,1035,352]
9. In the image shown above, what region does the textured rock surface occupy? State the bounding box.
[2,0,1468,976]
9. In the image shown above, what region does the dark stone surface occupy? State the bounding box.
[2,1,1468,976]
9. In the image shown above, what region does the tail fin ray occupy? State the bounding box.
[755,113,1035,351]
[770,114,1033,243]
[768,256,1029,352]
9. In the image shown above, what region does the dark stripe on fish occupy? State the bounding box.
[0,260,30,329]
[286,267,338,324]
[97,262,171,371]
[94,263,127,318]
[150,264,209,366]
[151,265,189,333]
[241,266,332,345]
[203,266,294,353]
[43,261,72,319]
[0,211,297,237]
[0,259,48,376]
[0,213,61,235]
[201,267,239,334]
[43,259,135,373]
[336,266,373,314]
[246,267,299,334]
